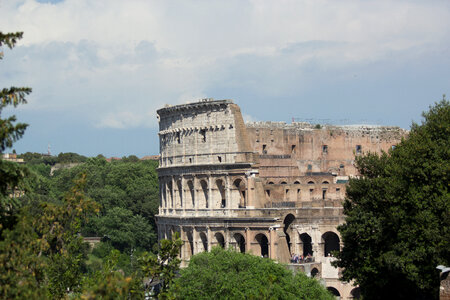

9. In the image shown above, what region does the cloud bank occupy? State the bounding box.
[0,0,449,155]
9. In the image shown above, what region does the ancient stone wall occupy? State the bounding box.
[156,99,407,300]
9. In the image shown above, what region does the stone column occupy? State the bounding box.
[225,175,231,209]
[207,226,211,252]
[245,227,251,254]
[269,227,275,259]
[225,227,230,249]
[194,177,198,212]
[293,228,300,255]
[181,177,185,214]
[192,227,198,255]
[208,176,212,209]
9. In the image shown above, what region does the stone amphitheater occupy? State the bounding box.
[156,99,407,299]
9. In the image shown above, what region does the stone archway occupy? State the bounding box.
[214,232,225,248]
[255,233,269,257]
[283,214,295,254]
[200,179,208,208]
[300,233,313,256]
[322,231,340,257]
[199,232,208,252]
[327,287,340,299]
[233,233,245,253]
[187,180,195,208]
[232,178,246,208]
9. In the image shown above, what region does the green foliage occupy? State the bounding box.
[334,98,450,300]
[92,207,155,252]
[81,249,143,299]
[0,175,100,299]
[169,247,333,300]
[0,31,32,233]
[140,233,183,298]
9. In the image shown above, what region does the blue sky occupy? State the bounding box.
[1,0,449,157]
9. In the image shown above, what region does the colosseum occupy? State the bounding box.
[156,99,407,299]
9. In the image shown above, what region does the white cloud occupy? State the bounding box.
[0,0,449,131]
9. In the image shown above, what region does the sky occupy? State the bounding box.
[1,0,449,157]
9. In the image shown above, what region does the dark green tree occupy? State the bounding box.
[168,246,333,299]
[139,233,183,298]
[0,31,32,232]
[93,206,155,252]
[334,98,450,299]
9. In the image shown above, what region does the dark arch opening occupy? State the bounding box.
[294,181,300,184]
[216,179,226,208]
[200,180,208,208]
[233,179,246,208]
[308,181,315,185]
[255,233,269,257]
[327,287,340,297]
[177,180,182,207]
[300,233,313,256]
[199,232,208,252]
[351,287,361,299]
[281,181,287,185]
[187,180,195,207]
[214,232,225,248]
[186,231,194,257]
[311,268,319,278]
[268,181,274,184]
[234,233,245,253]
[322,181,329,184]
[322,231,340,257]
[283,214,295,254]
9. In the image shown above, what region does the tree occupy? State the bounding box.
[0,31,32,231]
[168,247,333,299]
[93,206,155,252]
[139,232,183,298]
[334,99,450,299]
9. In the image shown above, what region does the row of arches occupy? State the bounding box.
[161,176,247,209]
[267,180,330,185]
[283,214,340,258]
[326,287,360,299]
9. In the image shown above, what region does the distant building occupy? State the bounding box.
[2,153,24,163]
[156,99,407,299]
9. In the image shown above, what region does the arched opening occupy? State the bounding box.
[322,231,340,257]
[281,181,287,185]
[177,180,182,208]
[199,232,208,252]
[255,233,269,257]
[232,179,246,208]
[200,179,208,208]
[300,233,313,257]
[233,233,245,253]
[268,181,274,184]
[322,181,329,184]
[187,180,195,208]
[327,287,340,298]
[214,232,225,248]
[283,214,295,254]
[216,179,226,208]
[350,288,361,299]
[294,181,300,184]
[308,181,315,185]
[186,231,194,257]
[311,268,319,278]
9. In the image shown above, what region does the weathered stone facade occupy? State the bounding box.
[156,99,407,299]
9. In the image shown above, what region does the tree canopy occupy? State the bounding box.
[169,247,334,300]
[334,98,450,300]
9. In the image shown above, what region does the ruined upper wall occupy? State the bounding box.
[157,99,255,168]
[246,121,407,177]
